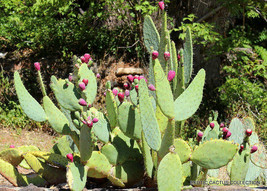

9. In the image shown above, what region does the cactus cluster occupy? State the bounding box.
[0,2,264,191]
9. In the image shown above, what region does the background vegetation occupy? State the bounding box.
[0,0,266,142]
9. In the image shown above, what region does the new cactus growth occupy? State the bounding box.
[34,62,40,71]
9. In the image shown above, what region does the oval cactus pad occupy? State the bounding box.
[228,118,245,145]
[174,69,205,121]
[191,139,238,169]
[139,79,161,151]
[14,71,47,122]
[173,138,192,163]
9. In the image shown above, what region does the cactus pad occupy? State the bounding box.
[173,138,192,163]
[43,96,71,134]
[51,136,74,156]
[250,142,266,168]
[78,63,97,104]
[191,139,238,169]
[202,121,220,141]
[86,151,112,178]
[0,148,23,166]
[156,105,168,134]
[143,15,160,53]
[153,59,174,119]
[174,69,205,121]
[157,152,183,191]
[50,76,81,111]
[230,144,250,181]
[141,132,153,178]
[67,161,88,191]
[118,102,142,140]
[139,79,161,151]
[245,159,262,181]
[14,71,47,122]
[101,143,118,165]
[242,117,256,131]
[184,27,193,85]
[106,90,118,129]
[228,117,245,145]
[80,125,93,162]
[130,88,138,105]
[30,151,68,168]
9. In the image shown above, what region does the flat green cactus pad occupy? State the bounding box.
[14,71,47,122]
[202,121,220,141]
[230,144,250,181]
[78,63,97,104]
[130,88,138,105]
[107,173,125,187]
[43,96,71,134]
[228,117,245,145]
[173,138,192,163]
[182,162,191,183]
[106,90,118,129]
[184,27,193,85]
[158,12,168,68]
[141,132,153,178]
[88,107,110,143]
[118,102,142,140]
[80,125,93,162]
[242,117,256,131]
[0,158,47,187]
[112,161,144,186]
[153,59,174,119]
[174,69,205,121]
[156,105,168,134]
[143,15,160,53]
[158,119,175,161]
[245,159,262,181]
[31,151,68,168]
[191,139,238,169]
[0,148,23,166]
[67,161,88,191]
[139,79,161,151]
[17,145,39,154]
[23,153,66,185]
[86,151,112,178]
[157,152,183,191]
[250,142,266,169]
[50,76,82,111]
[51,136,74,156]
[101,143,118,165]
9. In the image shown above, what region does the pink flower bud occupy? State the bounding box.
[82,79,88,86]
[167,70,175,81]
[9,145,15,148]
[125,90,130,97]
[246,129,252,136]
[127,75,134,83]
[87,120,93,128]
[112,88,118,96]
[209,122,215,129]
[220,123,224,128]
[84,53,91,63]
[79,82,86,91]
[251,145,258,153]
[222,127,228,133]
[164,52,170,61]
[134,75,139,80]
[81,56,86,63]
[66,153,73,162]
[148,84,156,91]
[92,118,99,123]
[152,51,159,60]
[78,98,87,106]
[197,131,203,138]
[118,92,125,103]
[34,62,40,71]
[225,131,231,138]
[123,82,130,90]
[68,75,73,82]
[96,73,101,79]
[135,84,139,93]
[158,1,164,10]
[239,145,244,152]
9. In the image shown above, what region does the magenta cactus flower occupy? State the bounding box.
[68,75,73,82]
[209,122,215,129]
[222,127,228,133]
[158,1,164,10]
[125,90,130,97]
[84,53,91,63]
[246,129,252,136]
[92,118,99,123]
[82,78,88,86]
[167,70,175,81]
[127,75,134,83]
[9,145,15,148]
[225,131,231,139]
[164,52,170,61]
[34,62,40,71]
[152,51,159,60]
[220,123,224,128]
[251,145,258,153]
[118,92,125,103]
[87,120,93,128]
[78,98,87,106]
[112,88,118,96]
[66,153,73,162]
[81,56,86,63]
[79,82,86,91]
[148,84,156,91]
